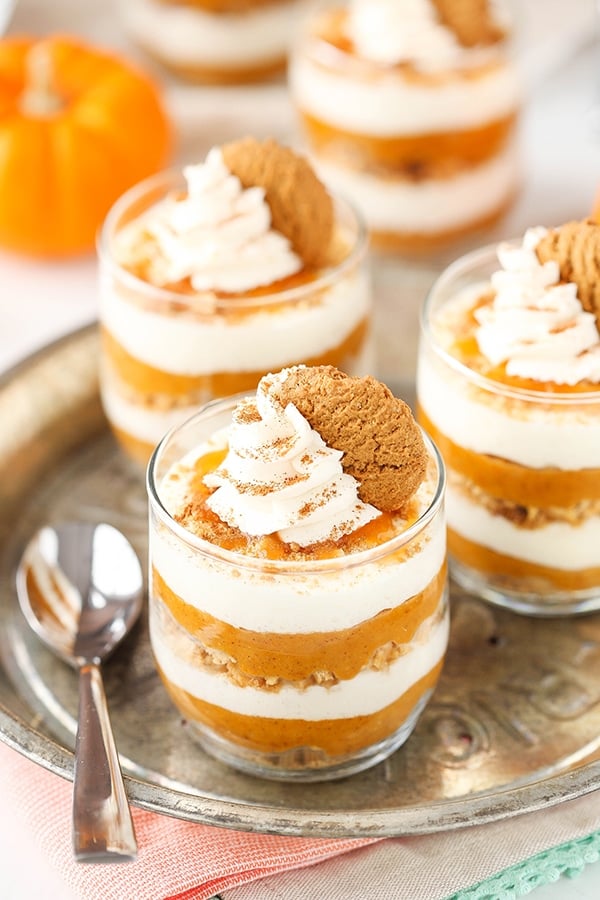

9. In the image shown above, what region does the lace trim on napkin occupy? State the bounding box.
[446,829,600,899]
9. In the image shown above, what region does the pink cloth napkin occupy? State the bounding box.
[0,742,379,900]
[2,739,600,899]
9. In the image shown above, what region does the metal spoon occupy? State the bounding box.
[16,521,144,863]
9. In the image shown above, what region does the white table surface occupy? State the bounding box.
[1,0,600,897]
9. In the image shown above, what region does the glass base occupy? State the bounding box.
[451,558,600,618]
[186,691,432,783]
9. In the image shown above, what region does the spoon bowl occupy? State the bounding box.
[16,520,144,863]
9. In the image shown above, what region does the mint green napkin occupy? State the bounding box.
[448,830,600,899]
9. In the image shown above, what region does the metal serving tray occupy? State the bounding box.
[0,326,599,838]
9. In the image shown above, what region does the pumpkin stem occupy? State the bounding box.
[20,42,64,116]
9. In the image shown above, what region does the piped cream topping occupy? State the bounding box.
[345,0,502,70]
[204,369,380,546]
[475,228,600,385]
[117,148,302,294]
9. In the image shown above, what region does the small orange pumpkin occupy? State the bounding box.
[0,35,172,257]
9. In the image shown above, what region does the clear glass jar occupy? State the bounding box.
[289,2,521,251]
[121,0,312,85]
[98,170,372,467]
[418,244,600,616]
[147,395,448,781]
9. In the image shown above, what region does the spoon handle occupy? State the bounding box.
[72,662,138,862]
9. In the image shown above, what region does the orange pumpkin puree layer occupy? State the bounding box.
[157,659,444,755]
[121,254,327,301]
[152,564,446,682]
[419,407,600,508]
[449,528,600,593]
[170,442,433,561]
[101,316,369,399]
[446,312,600,395]
[299,111,517,173]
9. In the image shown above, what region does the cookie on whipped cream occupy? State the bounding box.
[432,0,505,47]
[417,220,600,613]
[268,365,428,511]
[148,361,448,779]
[290,0,520,251]
[222,137,334,267]
[536,218,600,328]
[99,139,373,469]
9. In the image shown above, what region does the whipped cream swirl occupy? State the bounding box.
[129,148,302,293]
[475,227,600,385]
[205,370,380,546]
[346,0,463,70]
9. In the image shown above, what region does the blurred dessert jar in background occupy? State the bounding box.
[290,0,521,251]
[417,220,600,615]
[122,0,313,84]
[98,138,372,466]
[147,365,448,780]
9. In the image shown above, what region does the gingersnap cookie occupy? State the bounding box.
[432,0,505,48]
[221,137,334,268]
[535,219,600,330]
[268,366,428,511]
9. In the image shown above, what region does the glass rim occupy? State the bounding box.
[420,241,600,405]
[146,392,446,574]
[97,167,369,312]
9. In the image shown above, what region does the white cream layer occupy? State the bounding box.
[151,512,446,634]
[417,351,600,469]
[123,0,307,68]
[290,51,520,136]
[447,486,600,571]
[100,265,370,376]
[150,604,448,719]
[314,145,518,234]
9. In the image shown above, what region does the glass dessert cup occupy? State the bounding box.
[417,244,600,616]
[121,0,311,85]
[98,170,372,468]
[147,395,448,782]
[289,6,521,252]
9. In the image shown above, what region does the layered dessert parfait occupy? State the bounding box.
[122,0,311,84]
[99,138,372,465]
[290,0,521,250]
[418,220,600,615]
[147,365,448,780]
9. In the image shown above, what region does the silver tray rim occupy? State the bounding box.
[1,324,599,838]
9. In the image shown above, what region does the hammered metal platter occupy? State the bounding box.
[1,325,599,838]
